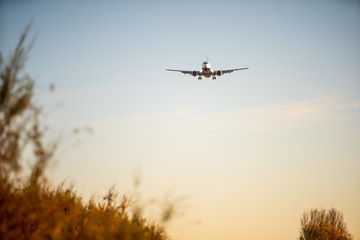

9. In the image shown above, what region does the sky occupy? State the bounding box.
[1,0,360,239]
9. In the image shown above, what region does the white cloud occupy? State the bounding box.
[93,90,360,137]
[193,89,360,135]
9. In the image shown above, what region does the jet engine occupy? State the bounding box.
[192,71,197,76]
[216,70,222,76]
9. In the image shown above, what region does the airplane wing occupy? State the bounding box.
[216,67,249,75]
[166,69,203,76]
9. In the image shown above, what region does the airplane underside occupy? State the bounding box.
[197,76,217,80]
[198,70,216,80]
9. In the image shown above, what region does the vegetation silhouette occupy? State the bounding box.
[0,27,171,240]
[298,208,353,240]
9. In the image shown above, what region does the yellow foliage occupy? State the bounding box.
[299,208,353,240]
[0,181,168,240]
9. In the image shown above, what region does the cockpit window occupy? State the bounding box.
[202,61,211,70]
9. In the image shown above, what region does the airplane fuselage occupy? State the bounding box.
[201,61,213,78]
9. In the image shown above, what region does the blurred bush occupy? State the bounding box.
[0,27,169,240]
[299,208,353,240]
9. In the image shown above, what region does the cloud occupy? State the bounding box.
[93,90,360,137]
[191,87,360,135]
[201,95,359,135]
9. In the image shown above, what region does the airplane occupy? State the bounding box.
[166,58,249,80]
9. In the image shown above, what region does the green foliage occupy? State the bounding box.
[299,208,353,240]
[0,27,169,240]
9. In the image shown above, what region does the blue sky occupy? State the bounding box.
[1,0,360,239]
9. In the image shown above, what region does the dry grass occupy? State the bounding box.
[0,26,169,240]
[0,181,168,240]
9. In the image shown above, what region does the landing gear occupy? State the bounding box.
[212,76,216,80]
[198,77,202,80]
